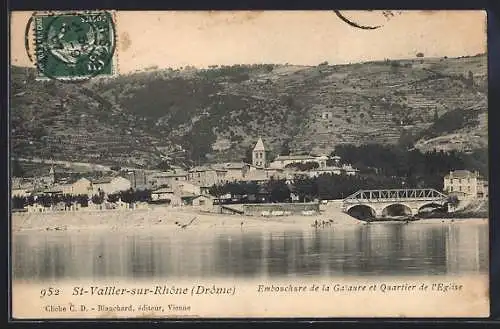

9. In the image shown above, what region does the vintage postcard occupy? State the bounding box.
[10,10,489,319]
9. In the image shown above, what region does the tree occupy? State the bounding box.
[242,146,253,164]
[398,129,415,149]
[266,179,291,203]
[209,184,226,198]
[11,158,25,177]
[293,175,318,202]
[12,196,26,209]
[119,188,135,203]
[91,194,104,204]
[280,141,291,156]
[156,160,171,171]
[107,193,120,203]
[416,52,424,58]
[285,162,319,171]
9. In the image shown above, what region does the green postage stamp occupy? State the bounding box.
[32,11,116,81]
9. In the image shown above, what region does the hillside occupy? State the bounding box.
[10,54,487,169]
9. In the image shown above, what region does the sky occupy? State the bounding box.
[10,10,487,73]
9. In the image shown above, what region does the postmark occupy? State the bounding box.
[30,11,116,81]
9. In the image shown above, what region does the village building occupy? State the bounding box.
[151,187,182,206]
[308,164,359,177]
[57,177,92,195]
[443,170,489,199]
[26,203,47,213]
[172,180,203,196]
[181,194,213,208]
[90,176,132,195]
[11,177,35,197]
[123,170,149,189]
[187,166,228,188]
[149,170,188,189]
[211,162,250,181]
[269,154,330,169]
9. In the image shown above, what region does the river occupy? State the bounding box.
[12,220,488,281]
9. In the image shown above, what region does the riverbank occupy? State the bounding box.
[12,203,487,233]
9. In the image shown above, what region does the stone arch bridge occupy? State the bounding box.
[342,188,449,219]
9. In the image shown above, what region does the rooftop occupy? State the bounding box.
[445,170,480,179]
[274,154,325,161]
[212,162,249,170]
[253,138,266,151]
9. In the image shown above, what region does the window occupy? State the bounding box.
[459,179,462,184]
[459,186,462,191]
[450,187,454,192]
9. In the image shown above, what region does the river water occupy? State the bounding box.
[12,221,488,281]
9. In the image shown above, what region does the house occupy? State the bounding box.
[90,176,131,195]
[149,170,188,189]
[211,162,250,181]
[188,166,227,187]
[26,203,47,213]
[151,187,182,206]
[172,180,203,196]
[58,177,92,195]
[443,170,489,199]
[269,154,329,169]
[123,170,150,189]
[308,164,359,177]
[182,194,213,208]
[12,178,34,197]
[192,195,213,207]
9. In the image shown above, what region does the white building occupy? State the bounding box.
[308,164,359,177]
[90,176,132,195]
[269,154,338,170]
[443,170,488,199]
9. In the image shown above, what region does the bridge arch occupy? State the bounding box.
[417,202,446,213]
[346,204,376,220]
[381,203,412,217]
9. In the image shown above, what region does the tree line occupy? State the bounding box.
[12,189,153,209]
[333,144,487,182]
[208,174,408,203]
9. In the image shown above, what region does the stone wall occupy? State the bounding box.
[243,202,320,216]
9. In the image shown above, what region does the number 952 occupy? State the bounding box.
[40,287,60,298]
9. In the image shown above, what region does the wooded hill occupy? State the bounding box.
[10,53,487,169]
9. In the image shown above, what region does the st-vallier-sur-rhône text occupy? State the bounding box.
[71,284,235,296]
[257,282,464,293]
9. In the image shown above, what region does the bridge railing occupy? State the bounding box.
[343,188,448,203]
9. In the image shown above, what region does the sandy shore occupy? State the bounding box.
[13,206,487,234]
[12,204,371,233]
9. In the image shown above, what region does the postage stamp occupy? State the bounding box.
[31,11,116,81]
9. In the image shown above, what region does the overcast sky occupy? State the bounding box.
[11,10,486,72]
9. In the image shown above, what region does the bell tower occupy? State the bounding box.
[252,137,266,168]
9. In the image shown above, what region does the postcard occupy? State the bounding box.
[10,10,489,319]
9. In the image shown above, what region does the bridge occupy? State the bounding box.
[342,188,449,219]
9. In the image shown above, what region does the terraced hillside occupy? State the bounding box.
[10,53,487,168]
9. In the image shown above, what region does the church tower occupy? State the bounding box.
[252,137,266,168]
[47,166,55,185]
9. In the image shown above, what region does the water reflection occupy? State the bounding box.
[12,222,488,281]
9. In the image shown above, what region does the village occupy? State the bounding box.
[11,137,488,217]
